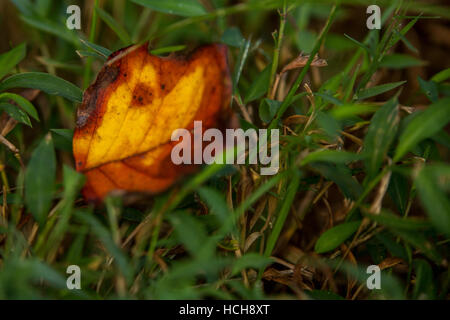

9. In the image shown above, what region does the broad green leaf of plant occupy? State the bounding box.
[0,92,39,120]
[221,27,245,48]
[0,103,31,126]
[197,186,231,226]
[316,110,341,141]
[391,229,443,264]
[0,72,82,102]
[301,150,363,166]
[168,212,212,259]
[431,68,450,83]
[231,253,272,276]
[387,172,409,214]
[264,170,301,257]
[0,43,26,80]
[50,128,74,141]
[244,65,271,103]
[314,220,361,254]
[259,99,281,123]
[130,0,206,17]
[394,98,450,162]
[24,134,56,226]
[330,103,379,119]
[376,232,408,260]
[363,98,399,179]
[412,259,435,299]
[312,163,363,200]
[418,76,439,102]
[415,165,450,237]
[356,81,406,100]
[380,54,425,69]
[75,210,132,282]
[51,129,74,152]
[364,208,431,231]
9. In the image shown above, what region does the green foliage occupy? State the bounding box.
[0,72,83,102]
[0,43,26,80]
[394,98,450,161]
[24,134,56,226]
[314,220,361,253]
[0,0,448,301]
[130,0,207,17]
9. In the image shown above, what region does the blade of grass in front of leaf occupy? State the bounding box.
[76,50,106,61]
[130,0,206,17]
[150,45,186,55]
[80,39,112,58]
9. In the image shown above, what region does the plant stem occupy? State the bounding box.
[268,0,287,98]
[268,4,338,130]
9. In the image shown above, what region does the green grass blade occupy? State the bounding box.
[394,98,450,162]
[131,0,207,17]
[0,72,83,103]
[24,134,56,226]
[0,43,26,80]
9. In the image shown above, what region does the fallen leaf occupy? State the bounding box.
[73,43,233,201]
